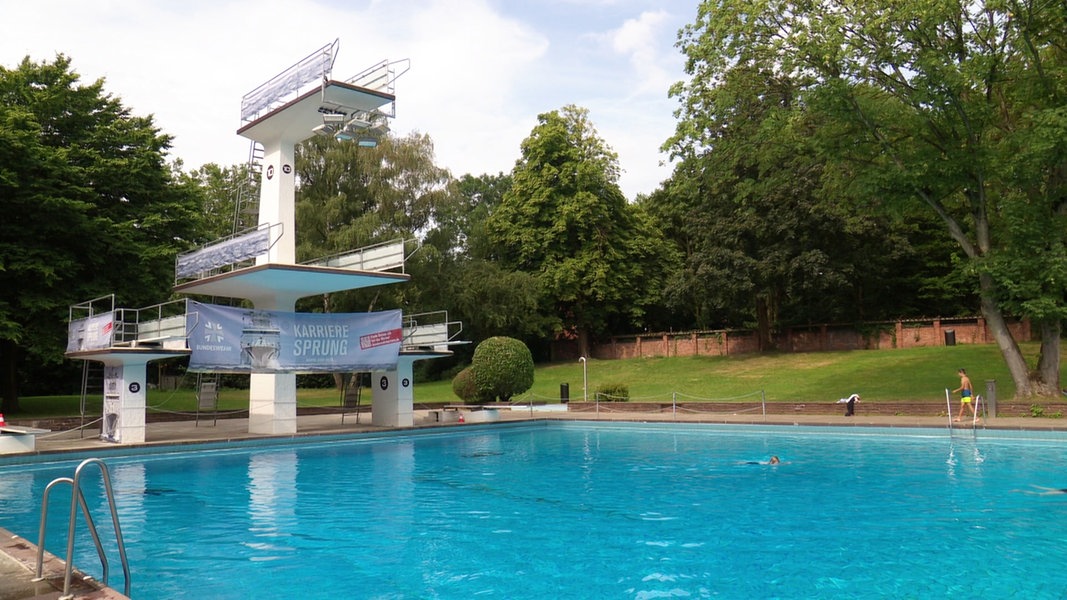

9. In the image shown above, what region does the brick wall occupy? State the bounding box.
[553,317,1031,361]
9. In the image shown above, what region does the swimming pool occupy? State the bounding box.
[2,422,1066,598]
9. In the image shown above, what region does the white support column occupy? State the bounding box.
[256,139,297,265]
[372,357,415,428]
[244,136,300,436]
[249,373,298,435]
[247,291,300,436]
[100,359,150,444]
[244,137,298,431]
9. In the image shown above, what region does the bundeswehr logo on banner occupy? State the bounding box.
[186,301,402,373]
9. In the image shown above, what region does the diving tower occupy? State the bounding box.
[180,40,413,435]
[65,40,464,444]
[176,39,409,308]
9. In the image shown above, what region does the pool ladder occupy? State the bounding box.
[35,457,131,598]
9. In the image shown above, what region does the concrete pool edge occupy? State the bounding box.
[0,526,128,599]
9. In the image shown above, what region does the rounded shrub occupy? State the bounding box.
[451,366,480,403]
[470,336,534,403]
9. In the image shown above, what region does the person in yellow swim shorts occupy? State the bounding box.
[953,368,978,422]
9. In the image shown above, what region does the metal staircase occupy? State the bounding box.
[78,362,104,438]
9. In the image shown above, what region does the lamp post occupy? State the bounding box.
[579,356,588,403]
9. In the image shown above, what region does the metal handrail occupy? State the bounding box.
[35,458,131,597]
[402,310,465,349]
[305,237,410,272]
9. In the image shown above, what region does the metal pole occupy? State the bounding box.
[945,389,953,430]
[761,390,766,417]
[672,391,677,420]
[579,356,588,403]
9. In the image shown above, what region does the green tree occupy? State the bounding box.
[488,105,677,356]
[470,336,534,403]
[653,65,968,340]
[180,162,259,242]
[428,172,512,262]
[420,172,555,359]
[0,56,202,412]
[657,68,840,344]
[294,131,451,316]
[672,0,1067,397]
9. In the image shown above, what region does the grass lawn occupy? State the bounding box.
[10,342,1064,419]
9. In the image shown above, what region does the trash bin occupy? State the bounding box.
[944,329,956,346]
[560,383,570,404]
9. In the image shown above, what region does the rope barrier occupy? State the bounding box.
[674,404,764,415]
[672,390,765,402]
[37,416,104,439]
[36,386,780,431]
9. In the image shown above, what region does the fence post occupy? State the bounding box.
[985,380,996,418]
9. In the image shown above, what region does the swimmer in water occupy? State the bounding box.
[740,456,782,465]
[1020,486,1067,496]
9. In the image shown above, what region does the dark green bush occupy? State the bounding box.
[470,336,534,403]
[595,382,630,401]
[451,366,480,403]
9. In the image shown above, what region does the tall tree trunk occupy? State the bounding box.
[0,339,21,414]
[577,328,591,360]
[755,295,775,351]
[978,273,1033,398]
[1035,320,1062,397]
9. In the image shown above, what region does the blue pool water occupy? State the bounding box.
[2,423,1067,598]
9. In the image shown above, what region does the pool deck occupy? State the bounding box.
[3,407,1066,599]
[14,407,1067,455]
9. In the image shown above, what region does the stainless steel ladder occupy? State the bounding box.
[232,140,264,234]
[35,457,131,598]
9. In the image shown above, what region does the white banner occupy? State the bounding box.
[67,312,115,352]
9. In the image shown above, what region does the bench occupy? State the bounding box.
[0,425,51,454]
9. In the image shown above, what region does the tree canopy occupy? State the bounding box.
[0,55,202,411]
[488,105,677,356]
[669,0,1067,397]
[294,131,451,316]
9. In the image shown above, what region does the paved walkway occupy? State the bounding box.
[3,407,1066,598]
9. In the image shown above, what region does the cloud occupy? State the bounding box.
[609,10,678,95]
[384,0,550,179]
[0,0,691,197]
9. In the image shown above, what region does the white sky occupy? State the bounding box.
[0,0,696,199]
